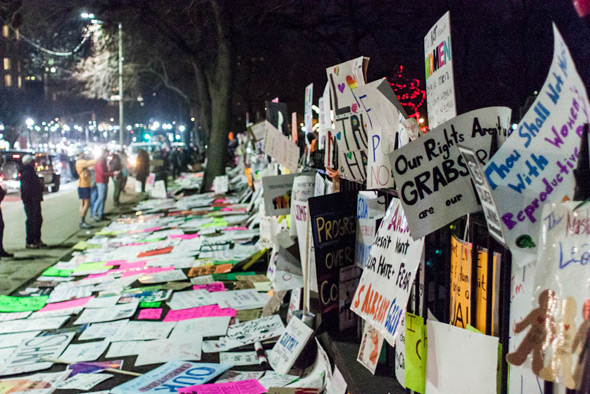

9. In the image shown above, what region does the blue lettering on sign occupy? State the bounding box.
[559,242,590,269]
[384,298,403,336]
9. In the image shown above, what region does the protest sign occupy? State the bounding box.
[213,175,229,195]
[167,289,216,310]
[57,373,111,390]
[357,322,384,374]
[424,11,456,128]
[426,320,498,394]
[325,57,370,181]
[484,25,590,267]
[0,316,68,334]
[163,304,236,322]
[269,315,314,374]
[505,202,590,389]
[305,83,313,136]
[394,315,406,387]
[266,101,289,136]
[111,361,231,394]
[263,122,300,172]
[355,191,386,268]
[74,302,137,325]
[59,340,109,363]
[0,295,48,312]
[203,315,285,352]
[0,371,71,393]
[351,199,425,347]
[213,289,270,310]
[391,106,511,240]
[319,83,331,151]
[179,379,267,394]
[308,192,357,326]
[219,351,260,366]
[262,174,297,216]
[171,316,230,338]
[0,332,75,376]
[449,235,499,333]
[404,312,426,393]
[290,174,316,286]
[458,146,506,244]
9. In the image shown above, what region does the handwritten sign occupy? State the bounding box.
[111,361,231,394]
[266,101,289,136]
[391,106,511,240]
[262,174,296,216]
[326,57,370,181]
[305,83,313,136]
[484,25,590,267]
[351,199,425,347]
[404,313,426,393]
[163,304,237,322]
[179,379,267,394]
[355,191,386,268]
[269,316,314,374]
[309,192,357,324]
[263,122,300,172]
[357,322,384,374]
[424,11,456,128]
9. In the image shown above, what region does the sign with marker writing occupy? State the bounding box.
[326,57,370,182]
[266,101,289,136]
[391,106,511,240]
[262,174,296,216]
[351,198,425,347]
[305,83,313,136]
[263,122,300,173]
[269,315,314,375]
[484,25,590,267]
[355,191,386,269]
[424,11,456,128]
[309,192,357,325]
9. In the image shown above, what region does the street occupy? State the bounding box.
[0,178,140,295]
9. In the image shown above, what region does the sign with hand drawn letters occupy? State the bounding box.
[424,11,456,128]
[506,202,590,389]
[484,25,590,267]
[308,192,357,322]
[351,199,424,347]
[326,57,370,182]
[266,101,289,136]
[305,83,313,136]
[263,122,300,173]
[391,106,511,240]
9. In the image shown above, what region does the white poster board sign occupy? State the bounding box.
[269,316,314,375]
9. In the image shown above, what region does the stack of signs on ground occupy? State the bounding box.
[391,106,510,240]
[351,198,425,347]
[484,25,590,267]
[309,191,359,330]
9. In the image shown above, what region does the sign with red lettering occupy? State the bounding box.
[309,192,357,327]
[351,198,424,347]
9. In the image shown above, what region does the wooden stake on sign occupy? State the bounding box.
[41,357,142,377]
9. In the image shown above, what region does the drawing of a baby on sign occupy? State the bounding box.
[506,202,590,389]
[326,57,370,182]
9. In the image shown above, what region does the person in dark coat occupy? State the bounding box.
[136,149,150,193]
[109,152,124,206]
[0,184,13,258]
[20,155,45,249]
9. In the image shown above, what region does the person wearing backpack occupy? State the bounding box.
[75,152,97,229]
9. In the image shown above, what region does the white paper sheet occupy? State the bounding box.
[0,330,41,348]
[111,320,176,342]
[78,319,129,341]
[134,334,203,366]
[59,340,109,363]
[0,316,68,334]
[85,296,120,309]
[213,289,270,311]
[105,340,145,358]
[425,320,498,394]
[167,289,217,310]
[170,316,230,339]
[74,303,138,325]
[138,269,188,284]
[57,373,112,390]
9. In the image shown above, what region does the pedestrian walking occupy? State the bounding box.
[0,184,13,258]
[136,149,150,193]
[119,150,129,193]
[109,152,124,206]
[91,149,114,221]
[75,152,96,229]
[20,154,45,249]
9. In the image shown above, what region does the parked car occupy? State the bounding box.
[0,151,60,193]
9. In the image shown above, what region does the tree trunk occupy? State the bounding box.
[202,0,232,191]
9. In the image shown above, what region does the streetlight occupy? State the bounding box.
[82,13,124,147]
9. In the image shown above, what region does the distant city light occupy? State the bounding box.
[25,118,34,128]
[179,125,186,132]
[419,118,425,124]
[127,125,132,131]
[512,123,518,130]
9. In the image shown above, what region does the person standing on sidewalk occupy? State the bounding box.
[20,155,45,249]
[0,184,13,258]
[92,149,114,221]
[75,152,96,229]
[109,152,124,206]
[136,149,150,193]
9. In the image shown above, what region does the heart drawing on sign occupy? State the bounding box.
[351,103,358,113]
[336,132,342,140]
[338,83,345,93]
[347,151,353,159]
[334,66,339,75]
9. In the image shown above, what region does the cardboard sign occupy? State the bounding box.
[404,313,426,393]
[325,57,370,181]
[111,361,231,394]
[263,122,300,172]
[484,25,590,267]
[424,11,456,128]
[269,316,314,374]
[305,83,314,136]
[308,192,357,323]
[290,174,316,287]
[458,146,506,244]
[355,191,386,268]
[505,202,590,389]
[262,174,296,216]
[449,235,499,333]
[391,106,511,240]
[0,332,75,376]
[266,101,289,136]
[351,199,425,347]
[357,322,384,374]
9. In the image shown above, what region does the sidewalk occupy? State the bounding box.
[0,186,144,295]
